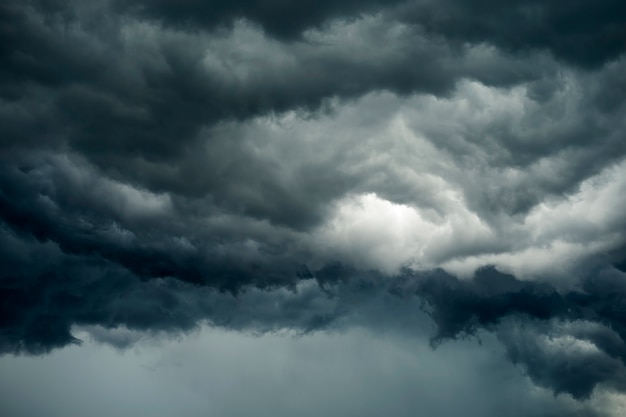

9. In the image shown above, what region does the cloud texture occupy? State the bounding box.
[1,0,625,414]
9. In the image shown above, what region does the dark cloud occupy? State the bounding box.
[112,0,626,68]
[3,215,626,403]
[114,0,406,39]
[4,0,623,233]
[500,321,626,400]
[0,0,574,260]
[106,0,626,70]
[0,220,418,356]
[1,1,625,414]
[0,1,550,162]
[0,222,311,354]
[397,0,626,68]
[416,265,626,399]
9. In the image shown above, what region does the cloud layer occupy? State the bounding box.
[1,0,625,414]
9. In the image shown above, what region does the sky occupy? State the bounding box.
[0,1,625,416]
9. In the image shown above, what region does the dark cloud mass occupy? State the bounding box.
[1,0,626,415]
[114,0,407,39]
[399,0,626,68]
[113,0,626,69]
[416,266,626,399]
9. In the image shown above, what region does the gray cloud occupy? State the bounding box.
[1,1,556,167]
[3,218,626,401]
[1,1,625,415]
[112,0,626,69]
[113,0,407,39]
[3,324,619,417]
[416,265,626,399]
[396,0,626,68]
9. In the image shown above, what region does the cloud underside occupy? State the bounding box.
[1,0,626,409]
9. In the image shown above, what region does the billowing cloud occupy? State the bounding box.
[397,0,626,68]
[1,0,625,415]
[416,265,626,398]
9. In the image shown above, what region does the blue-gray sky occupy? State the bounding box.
[1,1,625,416]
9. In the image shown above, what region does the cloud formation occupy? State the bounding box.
[1,0,625,414]
[416,265,626,398]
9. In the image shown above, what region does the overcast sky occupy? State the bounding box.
[1,1,626,416]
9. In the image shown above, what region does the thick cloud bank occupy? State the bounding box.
[1,0,625,414]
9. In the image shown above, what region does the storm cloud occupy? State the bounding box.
[1,0,625,416]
